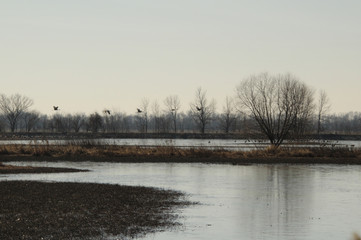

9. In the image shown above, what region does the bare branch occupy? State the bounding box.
[236,73,315,146]
[0,94,34,132]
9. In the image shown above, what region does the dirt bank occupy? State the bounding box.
[0,163,87,174]
[0,181,192,240]
[2,154,361,165]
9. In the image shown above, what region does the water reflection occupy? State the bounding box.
[1,138,360,151]
[2,162,361,240]
[243,166,316,239]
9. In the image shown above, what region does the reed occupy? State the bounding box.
[0,141,360,160]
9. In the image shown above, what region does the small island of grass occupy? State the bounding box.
[1,142,361,165]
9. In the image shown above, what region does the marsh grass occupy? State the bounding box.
[0,141,360,161]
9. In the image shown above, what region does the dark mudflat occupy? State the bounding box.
[0,181,191,240]
[0,164,88,174]
[2,154,361,165]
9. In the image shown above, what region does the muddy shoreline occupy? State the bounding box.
[2,154,361,165]
[0,163,88,174]
[0,181,192,240]
[0,156,193,240]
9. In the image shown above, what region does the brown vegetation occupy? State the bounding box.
[0,164,87,174]
[1,142,361,164]
[0,181,191,239]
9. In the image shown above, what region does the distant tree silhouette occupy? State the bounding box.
[70,113,85,133]
[164,95,181,133]
[51,114,66,132]
[0,94,34,132]
[22,111,40,132]
[136,98,149,133]
[151,100,162,133]
[218,96,236,133]
[317,90,331,135]
[0,116,5,132]
[190,87,216,134]
[88,112,102,133]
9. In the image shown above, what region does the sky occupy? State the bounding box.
[1,0,361,115]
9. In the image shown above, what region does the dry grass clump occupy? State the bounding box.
[283,146,361,158]
[1,142,361,162]
[237,146,361,159]
[3,143,222,158]
[0,144,92,157]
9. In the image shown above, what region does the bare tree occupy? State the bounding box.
[102,111,112,132]
[0,94,34,132]
[219,96,236,133]
[190,87,216,134]
[50,114,72,132]
[236,73,315,147]
[136,98,150,133]
[88,112,102,133]
[151,100,162,133]
[317,90,331,135]
[22,111,40,132]
[38,115,49,132]
[70,113,85,133]
[0,117,5,132]
[291,87,315,138]
[164,95,181,133]
[325,112,361,134]
[105,112,127,133]
[117,113,131,133]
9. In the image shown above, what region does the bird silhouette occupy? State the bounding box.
[53,106,59,111]
[137,108,142,113]
[196,106,202,111]
[104,110,111,115]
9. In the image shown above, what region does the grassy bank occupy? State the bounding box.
[0,181,192,240]
[1,142,361,164]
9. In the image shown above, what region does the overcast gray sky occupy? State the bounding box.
[1,0,360,115]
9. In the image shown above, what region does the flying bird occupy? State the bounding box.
[53,106,59,111]
[196,106,202,111]
[104,110,111,115]
[137,108,142,113]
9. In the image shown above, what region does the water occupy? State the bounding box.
[0,138,360,150]
[2,162,361,239]
[0,138,256,148]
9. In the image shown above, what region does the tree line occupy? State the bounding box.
[1,73,360,146]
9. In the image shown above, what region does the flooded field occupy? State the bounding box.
[0,138,360,151]
[2,162,361,239]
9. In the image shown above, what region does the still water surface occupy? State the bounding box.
[1,138,360,151]
[2,162,361,240]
